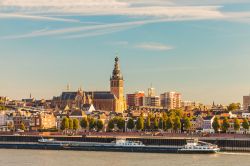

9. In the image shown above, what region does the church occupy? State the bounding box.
[52,57,127,113]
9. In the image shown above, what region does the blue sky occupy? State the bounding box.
[0,0,250,104]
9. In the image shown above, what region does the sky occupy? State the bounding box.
[0,0,250,104]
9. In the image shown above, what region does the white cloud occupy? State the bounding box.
[0,13,80,22]
[135,42,174,51]
[0,0,250,40]
[0,0,223,19]
[0,17,210,39]
[61,26,134,39]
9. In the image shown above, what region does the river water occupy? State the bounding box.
[0,149,250,166]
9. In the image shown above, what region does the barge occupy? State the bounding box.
[0,138,220,153]
[39,137,220,153]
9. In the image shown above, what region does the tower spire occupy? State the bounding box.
[111,56,122,80]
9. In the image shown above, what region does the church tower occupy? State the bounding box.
[110,57,124,99]
[110,57,126,112]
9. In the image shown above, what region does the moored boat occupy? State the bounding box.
[178,139,220,153]
[112,139,145,147]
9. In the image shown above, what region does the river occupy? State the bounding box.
[0,149,250,166]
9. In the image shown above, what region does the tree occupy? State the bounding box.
[233,118,240,131]
[7,121,14,131]
[20,122,26,131]
[162,112,167,120]
[69,118,73,130]
[242,118,249,133]
[73,119,80,130]
[89,118,96,131]
[173,109,184,118]
[127,118,135,130]
[61,117,69,130]
[173,117,181,132]
[108,119,115,131]
[183,117,191,132]
[96,120,104,131]
[117,118,125,131]
[136,117,144,131]
[221,117,230,133]
[165,117,173,131]
[80,117,89,129]
[153,118,159,130]
[228,103,241,111]
[159,117,164,130]
[212,116,220,133]
[145,117,151,130]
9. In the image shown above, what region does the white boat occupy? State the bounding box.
[178,139,220,153]
[112,139,145,147]
[38,138,55,143]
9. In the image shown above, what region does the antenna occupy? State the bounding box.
[66,83,70,91]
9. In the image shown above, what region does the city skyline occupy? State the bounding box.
[1,0,250,104]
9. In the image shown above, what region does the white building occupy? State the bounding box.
[0,111,7,126]
[160,92,182,110]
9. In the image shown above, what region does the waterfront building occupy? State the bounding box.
[242,112,250,118]
[13,110,32,130]
[243,95,250,111]
[30,112,56,130]
[196,115,215,133]
[160,92,182,110]
[0,111,7,126]
[0,111,7,131]
[127,91,145,107]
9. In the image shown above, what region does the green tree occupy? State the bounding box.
[96,120,104,131]
[212,116,220,133]
[127,118,135,130]
[145,117,151,130]
[108,119,115,131]
[163,119,167,130]
[183,117,191,131]
[162,112,167,120]
[69,118,73,130]
[73,119,80,130]
[228,103,241,111]
[242,118,249,133]
[117,118,125,131]
[222,117,230,133]
[154,118,159,130]
[159,117,164,130]
[234,118,240,131]
[20,122,26,131]
[165,117,173,131]
[136,117,144,131]
[89,118,96,131]
[148,112,154,119]
[7,122,14,131]
[80,117,89,129]
[61,117,69,130]
[174,109,184,118]
[173,117,181,132]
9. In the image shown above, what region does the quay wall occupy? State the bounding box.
[0,135,250,152]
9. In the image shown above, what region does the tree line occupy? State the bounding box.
[212,116,249,133]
